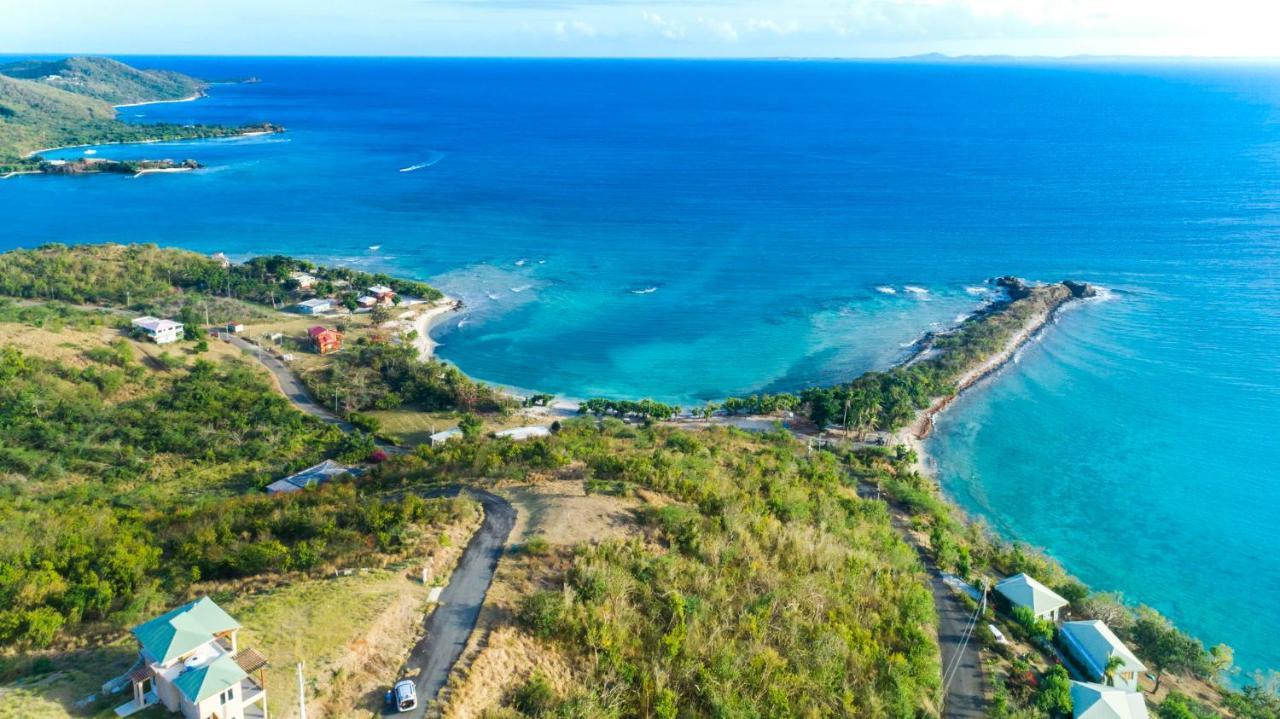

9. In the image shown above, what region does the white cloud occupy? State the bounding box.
[642,11,686,39]
[745,18,799,35]
[553,18,597,39]
[697,16,739,42]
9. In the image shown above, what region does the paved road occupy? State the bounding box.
[225,335,365,436]
[929,564,986,718]
[857,482,985,718]
[397,486,516,718]
[232,336,517,715]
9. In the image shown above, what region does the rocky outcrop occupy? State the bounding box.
[1062,280,1098,298]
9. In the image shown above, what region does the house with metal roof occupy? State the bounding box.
[131,316,184,345]
[111,597,268,718]
[266,459,351,494]
[1060,620,1147,691]
[995,573,1070,622]
[296,298,332,315]
[1071,681,1149,719]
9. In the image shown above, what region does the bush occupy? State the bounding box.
[517,591,564,640]
[511,673,558,717]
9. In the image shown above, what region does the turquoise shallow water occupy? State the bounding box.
[3,57,1280,675]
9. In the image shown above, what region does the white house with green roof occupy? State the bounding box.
[112,597,268,719]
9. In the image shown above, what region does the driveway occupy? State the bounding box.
[396,486,516,718]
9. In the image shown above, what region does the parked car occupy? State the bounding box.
[385,680,417,713]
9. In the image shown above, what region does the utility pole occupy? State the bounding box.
[297,662,307,719]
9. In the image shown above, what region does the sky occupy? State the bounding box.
[4,0,1280,58]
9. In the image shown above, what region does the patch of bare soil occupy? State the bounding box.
[503,477,643,547]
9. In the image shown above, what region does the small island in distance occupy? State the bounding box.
[0,56,282,176]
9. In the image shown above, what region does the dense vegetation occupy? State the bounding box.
[0,343,455,648]
[0,56,277,171]
[380,420,943,717]
[303,341,510,415]
[0,244,441,308]
[707,280,1084,435]
[0,57,206,106]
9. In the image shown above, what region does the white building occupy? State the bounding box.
[289,271,318,289]
[1060,620,1147,691]
[131,316,184,345]
[296,298,332,315]
[266,459,351,494]
[428,428,463,446]
[1071,681,1149,719]
[495,425,552,441]
[111,597,267,719]
[995,573,1069,622]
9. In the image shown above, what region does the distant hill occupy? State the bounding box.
[0,56,206,106]
[0,73,121,163]
[0,57,278,173]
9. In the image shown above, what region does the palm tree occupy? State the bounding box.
[1103,654,1127,686]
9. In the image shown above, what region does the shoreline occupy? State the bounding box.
[112,92,206,109]
[893,285,1085,474]
[411,296,464,360]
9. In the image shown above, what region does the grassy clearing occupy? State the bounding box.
[232,571,430,718]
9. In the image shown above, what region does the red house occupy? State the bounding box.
[308,326,342,354]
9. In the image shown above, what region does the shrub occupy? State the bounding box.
[517,591,564,640]
[511,673,558,717]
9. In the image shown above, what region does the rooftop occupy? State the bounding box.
[131,316,183,333]
[172,652,247,704]
[297,298,331,309]
[131,597,239,665]
[1071,681,1149,719]
[1061,620,1147,678]
[995,573,1069,616]
[266,459,350,493]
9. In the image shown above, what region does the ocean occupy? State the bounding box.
[3,57,1279,676]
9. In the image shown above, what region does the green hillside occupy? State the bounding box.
[0,56,206,105]
[0,57,276,173]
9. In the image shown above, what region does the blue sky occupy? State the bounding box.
[3,0,1278,58]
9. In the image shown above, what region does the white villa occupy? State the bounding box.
[266,459,350,494]
[131,317,184,345]
[1071,681,1149,719]
[111,597,268,719]
[995,573,1069,622]
[1061,620,1147,691]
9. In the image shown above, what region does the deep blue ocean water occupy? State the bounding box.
[3,57,1279,675]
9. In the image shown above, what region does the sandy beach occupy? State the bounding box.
[892,290,1084,475]
[112,92,205,109]
[411,296,463,360]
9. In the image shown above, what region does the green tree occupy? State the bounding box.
[457,413,484,440]
[1132,606,1208,692]
[1034,665,1073,716]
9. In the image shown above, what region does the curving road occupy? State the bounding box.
[396,487,515,718]
[240,333,981,716]
[232,335,517,716]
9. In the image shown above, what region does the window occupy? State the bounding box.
[220,687,235,704]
